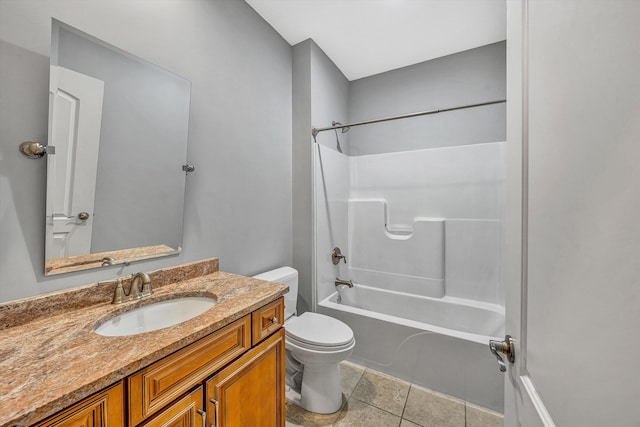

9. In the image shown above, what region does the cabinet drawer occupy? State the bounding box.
[251,297,284,345]
[35,381,124,427]
[128,315,250,426]
[139,386,204,427]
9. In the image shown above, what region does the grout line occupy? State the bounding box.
[464,400,468,427]
[401,384,411,420]
[400,384,426,427]
[349,365,366,397]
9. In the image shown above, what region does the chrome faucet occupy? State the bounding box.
[335,278,353,288]
[111,272,152,304]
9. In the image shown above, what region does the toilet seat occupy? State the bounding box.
[285,312,354,349]
[286,334,355,352]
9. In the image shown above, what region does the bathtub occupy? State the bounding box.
[317,284,505,412]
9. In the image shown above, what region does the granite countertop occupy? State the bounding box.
[0,259,288,427]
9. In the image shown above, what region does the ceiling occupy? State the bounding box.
[245,0,506,81]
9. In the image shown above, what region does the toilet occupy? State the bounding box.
[253,267,355,414]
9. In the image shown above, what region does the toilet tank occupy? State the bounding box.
[253,267,298,320]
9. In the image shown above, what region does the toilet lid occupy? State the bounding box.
[285,312,354,347]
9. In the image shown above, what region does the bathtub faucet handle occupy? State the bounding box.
[332,247,347,265]
[489,335,515,372]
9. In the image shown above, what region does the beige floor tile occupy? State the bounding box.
[350,369,410,416]
[340,361,365,398]
[286,401,343,426]
[402,385,465,427]
[466,403,504,427]
[333,398,401,427]
[400,419,422,427]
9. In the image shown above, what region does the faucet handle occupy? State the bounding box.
[140,272,153,296]
[332,247,347,265]
[112,279,128,304]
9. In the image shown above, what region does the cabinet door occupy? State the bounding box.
[35,381,124,427]
[205,329,285,427]
[140,386,204,427]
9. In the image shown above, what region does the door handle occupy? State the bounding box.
[197,409,206,427]
[210,398,218,427]
[489,335,514,372]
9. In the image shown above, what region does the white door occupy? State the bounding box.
[46,65,104,259]
[503,1,640,426]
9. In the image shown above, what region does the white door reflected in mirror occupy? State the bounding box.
[46,65,104,258]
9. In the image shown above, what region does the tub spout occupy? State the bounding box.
[335,278,353,288]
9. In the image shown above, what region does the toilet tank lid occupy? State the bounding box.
[253,266,297,283]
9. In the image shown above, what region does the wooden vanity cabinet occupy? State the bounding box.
[205,329,285,427]
[34,298,284,427]
[34,381,124,427]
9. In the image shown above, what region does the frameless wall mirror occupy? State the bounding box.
[45,19,191,275]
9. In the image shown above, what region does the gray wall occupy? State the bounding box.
[292,39,349,313]
[291,40,312,314]
[348,41,506,155]
[0,0,292,302]
[56,24,190,253]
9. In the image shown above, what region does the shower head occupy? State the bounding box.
[332,121,350,133]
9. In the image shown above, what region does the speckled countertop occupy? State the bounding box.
[0,259,288,427]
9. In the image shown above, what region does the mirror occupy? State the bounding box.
[45,19,191,275]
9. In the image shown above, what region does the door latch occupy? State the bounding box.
[489,335,515,372]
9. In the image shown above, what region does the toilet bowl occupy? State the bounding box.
[253,267,355,414]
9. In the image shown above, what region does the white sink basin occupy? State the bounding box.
[95,296,218,337]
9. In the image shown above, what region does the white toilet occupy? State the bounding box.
[254,267,355,414]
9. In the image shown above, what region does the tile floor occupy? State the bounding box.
[286,361,504,427]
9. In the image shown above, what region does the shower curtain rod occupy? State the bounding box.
[311,99,506,139]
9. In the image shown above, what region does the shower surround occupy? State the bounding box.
[314,141,505,411]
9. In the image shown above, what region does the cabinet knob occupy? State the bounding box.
[270,317,278,324]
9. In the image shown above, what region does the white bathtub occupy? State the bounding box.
[318,284,505,412]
